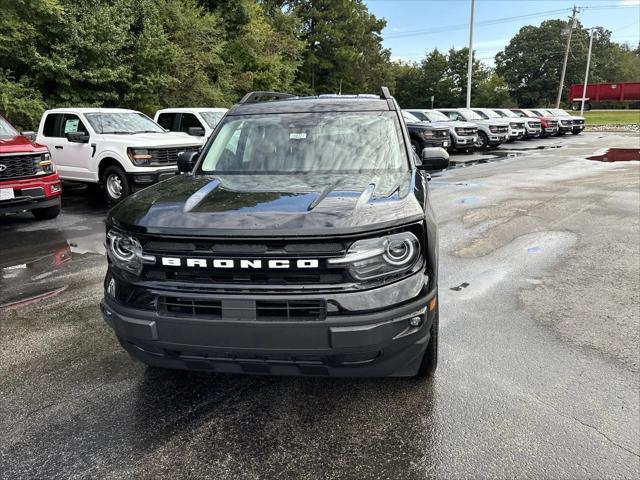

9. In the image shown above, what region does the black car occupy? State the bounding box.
[402,111,450,170]
[101,88,441,378]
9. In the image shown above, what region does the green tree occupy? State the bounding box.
[495,19,640,106]
[288,0,393,94]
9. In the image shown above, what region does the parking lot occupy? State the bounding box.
[1,132,639,478]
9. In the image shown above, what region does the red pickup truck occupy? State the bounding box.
[0,114,62,219]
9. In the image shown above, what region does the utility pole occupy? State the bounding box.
[556,5,579,108]
[580,28,595,116]
[466,0,475,108]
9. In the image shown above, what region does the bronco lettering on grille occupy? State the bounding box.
[161,257,320,269]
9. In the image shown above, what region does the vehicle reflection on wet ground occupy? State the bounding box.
[587,148,640,162]
[1,132,639,479]
[0,183,108,309]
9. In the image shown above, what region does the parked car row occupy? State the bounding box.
[1,100,585,221]
[404,107,585,158]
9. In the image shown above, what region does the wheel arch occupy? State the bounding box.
[98,157,126,183]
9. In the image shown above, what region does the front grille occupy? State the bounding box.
[158,296,326,321]
[574,119,584,125]
[0,154,38,180]
[434,129,448,138]
[149,146,200,165]
[510,122,525,129]
[528,122,541,129]
[456,127,477,136]
[493,126,509,134]
[141,237,351,289]
[548,121,559,127]
[159,296,222,318]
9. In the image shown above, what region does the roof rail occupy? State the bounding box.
[380,86,392,100]
[239,91,296,104]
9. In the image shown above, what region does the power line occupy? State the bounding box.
[384,7,571,39]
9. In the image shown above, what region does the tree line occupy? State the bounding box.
[1,1,638,129]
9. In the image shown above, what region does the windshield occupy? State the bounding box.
[499,109,518,118]
[548,109,569,116]
[479,109,500,119]
[201,111,227,128]
[403,111,421,123]
[0,116,18,138]
[526,109,544,117]
[459,109,483,121]
[473,110,489,119]
[407,111,428,121]
[85,112,164,134]
[200,112,408,174]
[424,110,449,121]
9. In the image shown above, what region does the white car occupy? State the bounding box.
[154,108,228,138]
[543,108,585,135]
[36,108,203,203]
[473,108,525,141]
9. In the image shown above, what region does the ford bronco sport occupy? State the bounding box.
[101,88,441,378]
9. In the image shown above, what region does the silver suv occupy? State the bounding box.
[405,109,478,152]
[473,108,525,141]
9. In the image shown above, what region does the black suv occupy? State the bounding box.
[402,111,450,170]
[101,88,441,378]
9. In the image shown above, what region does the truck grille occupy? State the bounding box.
[455,127,477,136]
[573,119,584,125]
[548,121,559,127]
[149,146,200,165]
[510,122,525,129]
[493,126,509,134]
[434,129,449,138]
[158,296,326,321]
[0,154,39,180]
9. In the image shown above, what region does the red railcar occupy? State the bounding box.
[568,82,640,110]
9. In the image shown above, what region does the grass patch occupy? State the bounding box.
[576,110,640,125]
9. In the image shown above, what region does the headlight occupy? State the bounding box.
[327,232,420,281]
[34,152,54,175]
[423,130,435,138]
[106,229,155,275]
[127,148,153,166]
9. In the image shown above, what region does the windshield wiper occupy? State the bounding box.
[133,130,164,134]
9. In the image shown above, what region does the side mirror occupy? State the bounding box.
[66,131,90,143]
[21,131,37,141]
[177,151,199,173]
[419,147,450,172]
[188,126,206,137]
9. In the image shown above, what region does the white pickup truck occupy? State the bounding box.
[36,108,203,203]
[154,108,228,138]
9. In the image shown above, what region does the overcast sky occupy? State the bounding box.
[365,0,640,65]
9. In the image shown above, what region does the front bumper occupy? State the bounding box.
[0,173,61,215]
[572,125,585,133]
[424,138,450,149]
[508,128,526,140]
[487,133,508,145]
[101,276,437,377]
[128,170,178,191]
[453,135,477,147]
[543,127,558,135]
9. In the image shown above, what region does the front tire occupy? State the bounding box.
[31,203,61,220]
[415,305,439,378]
[476,131,488,150]
[102,165,131,204]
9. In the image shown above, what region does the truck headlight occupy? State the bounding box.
[327,232,420,281]
[127,148,153,166]
[489,126,498,133]
[34,152,54,175]
[106,229,155,275]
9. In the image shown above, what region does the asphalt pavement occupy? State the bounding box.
[1,132,639,479]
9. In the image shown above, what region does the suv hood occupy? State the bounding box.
[100,132,203,147]
[108,172,425,236]
[472,118,509,126]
